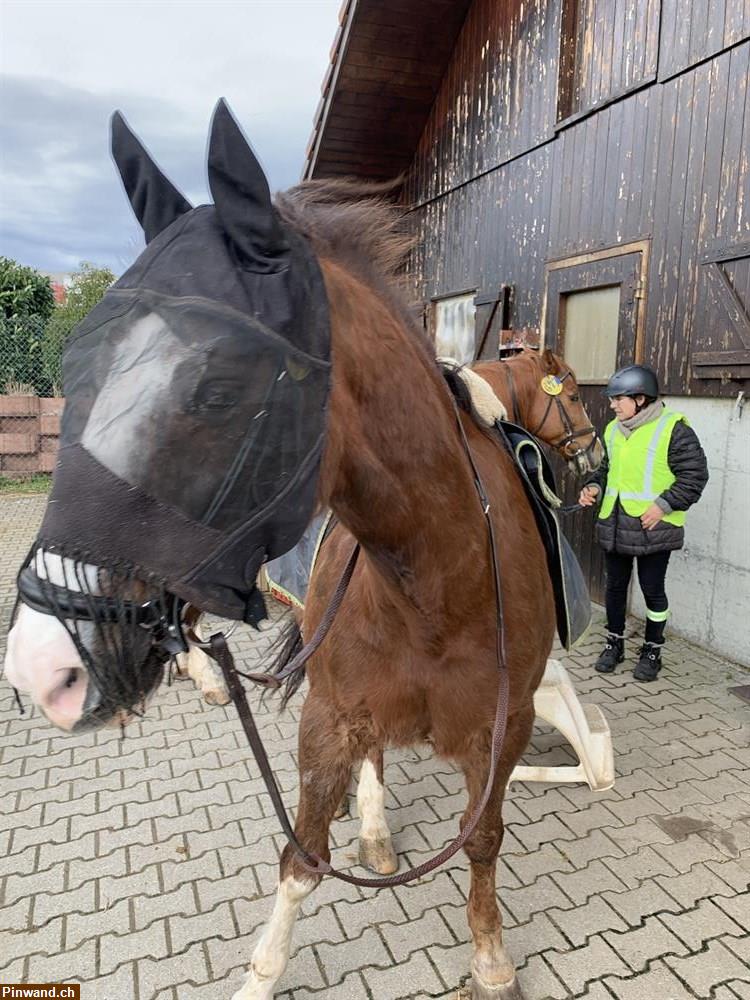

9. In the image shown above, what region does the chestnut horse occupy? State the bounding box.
[4,114,604,999]
[224,245,601,995]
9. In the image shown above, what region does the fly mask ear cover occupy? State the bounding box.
[33,100,331,624]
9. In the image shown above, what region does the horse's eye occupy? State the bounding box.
[193,381,242,412]
[570,394,580,402]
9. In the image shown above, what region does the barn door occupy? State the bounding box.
[544,247,647,604]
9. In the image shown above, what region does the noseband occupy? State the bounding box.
[503,364,599,464]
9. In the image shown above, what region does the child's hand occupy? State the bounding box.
[578,485,600,507]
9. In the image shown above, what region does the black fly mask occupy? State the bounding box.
[16,101,331,725]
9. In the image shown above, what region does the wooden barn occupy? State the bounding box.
[304,0,750,666]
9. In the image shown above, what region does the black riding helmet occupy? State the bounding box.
[604,364,659,399]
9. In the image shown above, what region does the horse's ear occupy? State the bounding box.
[541,347,562,374]
[111,112,192,243]
[207,99,288,272]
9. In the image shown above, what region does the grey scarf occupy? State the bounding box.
[617,399,664,439]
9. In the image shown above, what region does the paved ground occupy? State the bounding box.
[1,494,749,1000]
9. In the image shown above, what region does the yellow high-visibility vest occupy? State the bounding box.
[599,410,687,526]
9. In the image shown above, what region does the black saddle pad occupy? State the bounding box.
[495,420,591,650]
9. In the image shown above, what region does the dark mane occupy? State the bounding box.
[275,178,434,358]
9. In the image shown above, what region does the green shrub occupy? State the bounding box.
[43,262,115,393]
[0,257,55,322]
[0,258,56,394]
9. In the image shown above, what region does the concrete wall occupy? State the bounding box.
[629,394,750,666]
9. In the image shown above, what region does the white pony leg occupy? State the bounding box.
[231,875,315,1000]
[357,757,398,875]
[175,624,230,706]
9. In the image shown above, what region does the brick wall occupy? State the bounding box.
[0,396,63,475]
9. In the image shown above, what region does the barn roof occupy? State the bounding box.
[303,0,473,181]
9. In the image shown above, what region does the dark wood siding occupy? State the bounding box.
[558,0,661,120]
[658,0,750,80]
[405,0,750,398]
[405,0,561,203]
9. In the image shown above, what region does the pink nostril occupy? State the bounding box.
[42,667,89,732]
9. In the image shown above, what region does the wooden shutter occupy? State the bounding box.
[473,285,512,361]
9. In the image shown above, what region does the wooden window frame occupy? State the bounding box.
[541,240,651,367]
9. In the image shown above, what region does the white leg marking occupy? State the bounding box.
[356,758,398,874]
[231,875,315,1000]
[175,623,230,705]
[357,758,390,841]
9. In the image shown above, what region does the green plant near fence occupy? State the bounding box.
[0,258,115,396]
[0,257,56,396]
[43,263,115,391]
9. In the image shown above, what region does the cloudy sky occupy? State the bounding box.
[1,0,341,275]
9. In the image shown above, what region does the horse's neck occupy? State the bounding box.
[319,262,484,607]
[505,355,538,425]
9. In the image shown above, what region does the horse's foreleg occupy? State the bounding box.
[231,695,355,1000]
[357,747,398,874]
[460,704,535,1000]
[175,618,230,705]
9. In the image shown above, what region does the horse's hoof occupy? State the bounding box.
[470,975,525,1000]
[203,686,231,706]
[359,835,398,874]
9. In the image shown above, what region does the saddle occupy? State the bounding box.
[493,420,591,649]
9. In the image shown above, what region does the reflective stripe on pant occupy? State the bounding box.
[604,550,671,643]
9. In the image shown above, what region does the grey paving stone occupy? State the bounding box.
[659,896,746,950]
[27,940,97,984]
[664,938,750,995]
[66,897,131,950]
[132,882,197,930]
[547,933,631,994]
[1,918,63,967]
[503,874,576,924]
[137,942,211,998]
[81,962,137,1000]
[99,919,169,975]
[316,926,392,986]
[548,894,628,947]
[603,959,696,1000]
[362,948,445,996]
[515,953,569,1000]
[603,914,689,972]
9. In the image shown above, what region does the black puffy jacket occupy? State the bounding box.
[585,417,709,556]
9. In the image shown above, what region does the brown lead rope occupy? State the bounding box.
[208,403,510,887]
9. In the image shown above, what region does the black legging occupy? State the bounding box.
[605,550,671,643]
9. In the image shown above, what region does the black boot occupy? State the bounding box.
[595,634,625,673]
[633,642,663,681]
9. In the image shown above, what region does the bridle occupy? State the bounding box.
[503,363,600,469]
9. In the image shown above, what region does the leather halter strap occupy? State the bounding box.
[504,365,598,458]
[202,400,511,887]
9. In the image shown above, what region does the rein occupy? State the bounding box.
[196,398,511,888]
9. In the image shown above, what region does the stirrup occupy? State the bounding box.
[509,659,615,791]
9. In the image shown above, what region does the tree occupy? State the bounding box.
[43,263,115,392]
[0,257,55,322]
[0,258,55,394]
